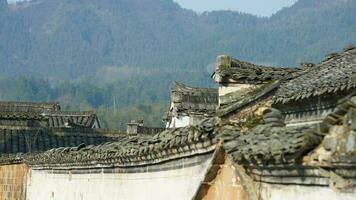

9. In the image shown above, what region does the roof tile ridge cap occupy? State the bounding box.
[44,110,95,115]
[0,101,58,105]
[215,56,299,85]
[28,126,217,167]
[225,55,295,71]
[321,48,349,63]
[343,44,356,52]
[281,64,311,81]
[172,81,217,93]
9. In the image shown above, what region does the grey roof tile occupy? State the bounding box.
[274,46,356,104]
[169,82,218,116]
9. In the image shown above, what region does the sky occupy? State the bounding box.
[174,0,298,16]
[7,0,299,17]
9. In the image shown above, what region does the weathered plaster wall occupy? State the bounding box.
[218,84,253,97]
[166,116,190,128]
[259,183,356,200]
[0,164,28,200]
[195,149,248,200]
[26,154,212,200]
[201,157,247,200]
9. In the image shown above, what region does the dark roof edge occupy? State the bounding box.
[213,55,299,84]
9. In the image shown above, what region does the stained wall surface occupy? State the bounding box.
[0,164,28,200]
[259,183,356,200]
[26,154,213,200]
[197,155,248,200]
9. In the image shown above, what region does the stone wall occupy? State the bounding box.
[26,153,213,200]
[0,164,28,200]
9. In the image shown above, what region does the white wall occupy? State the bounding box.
[260,183,356,200]
[166,115,190,128]
[26,155,212,200]
[218,84,252,96]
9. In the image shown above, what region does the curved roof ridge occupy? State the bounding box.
[213,55,300,84]
[43,110,96,116]
[24,118,217,169]
[172,81,218,94]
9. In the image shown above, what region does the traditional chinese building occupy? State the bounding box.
[0,45,355,200]
[0,101,120,156]
[165,81,218,128]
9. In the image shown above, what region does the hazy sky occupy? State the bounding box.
[174,0,298,16]
[7,0,299,17]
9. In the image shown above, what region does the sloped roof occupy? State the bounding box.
[0,111,46,120]
[0,127,123,155]
[13,93,356,169]
[213,55,300,84]
[223,123,318,165]
[44,111,100,128]
[274,46,356,104]
[0,101,60,113]
[213,45,356,106]
[0,110,100,128]
[25,118,217,168]
[169,82,218,116]
[223,94,356,166]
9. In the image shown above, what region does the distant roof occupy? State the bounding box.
[212,55,300,84]
[274,45,356,104]
[0,127,123,161]
[43,111,100,128]
[0,101,60,113]
[0,101,100,129]
[169,81,218,116]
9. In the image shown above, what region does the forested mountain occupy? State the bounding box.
[0,0,355,129]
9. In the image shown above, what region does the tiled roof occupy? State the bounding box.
[0,110,100,128]
[274,46,356,104]
[25,118,217,168]
[12,93,356,169]
[0,127,123,155]
[0,101,60,113]
[223,124,319,165]
[44,111,100,128]
[169,82,218,116]
[213,55,300,84]
[221,109,321,165]
[0,111,46,120]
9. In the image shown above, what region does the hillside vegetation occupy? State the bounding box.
[0,0,355,129]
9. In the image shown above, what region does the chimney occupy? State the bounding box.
[126,120,144,135]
